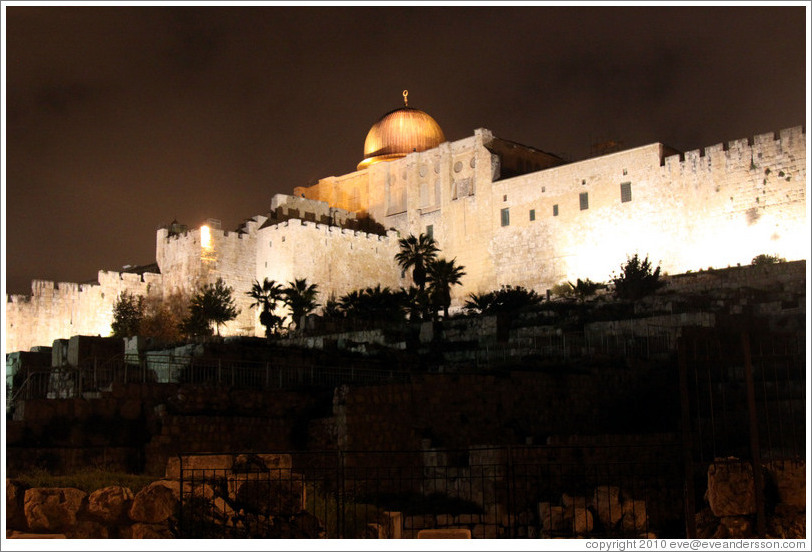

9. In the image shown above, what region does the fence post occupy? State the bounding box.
[337,450,345,538]
[178,454,184,537]
[677,335,697,538]
[505,446,514,538]
[741,331,766,537]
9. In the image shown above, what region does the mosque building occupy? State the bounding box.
[5,92,807,351]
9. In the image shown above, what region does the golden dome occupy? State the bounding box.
[357,91,446,171]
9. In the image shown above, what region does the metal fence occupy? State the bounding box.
[678,328,805,537]
[178,444,685,539]
[465,328,675,369]
[8,354,411,403]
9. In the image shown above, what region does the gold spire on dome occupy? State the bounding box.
[357,91,446,171]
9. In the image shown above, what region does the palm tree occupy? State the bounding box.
[464,291,496,316]
[395,233,439,292]
[283,278,320,330]
[427,258,466,319]
[246,278,284,338]
[321,294,343,321]
[399,286,430,322]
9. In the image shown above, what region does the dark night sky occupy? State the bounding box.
[2,4,809,296]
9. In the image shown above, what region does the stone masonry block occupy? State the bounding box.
[707,460,757,517]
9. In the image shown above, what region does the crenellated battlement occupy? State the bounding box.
[7,124,805,354]
[6,267,163,352]
[662,126,805,171]
[257,217,398,243]
[159,225,251,245]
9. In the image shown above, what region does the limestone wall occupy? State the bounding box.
[6,126,806,351]
[255,220,405,329]
[489,127,806,295]
[297,126,806,304]
[5,271,162,354]
[156,225,257,335]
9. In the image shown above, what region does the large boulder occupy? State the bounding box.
[593,485,622,527]
[129,481,178,523]
[87,485,134,523]
[232,478,304,516]
[538,502,567,533]
[764,460,805,508]
[23,487,87,533]
[621,499,648,533]
[707,460,757,517]
[129,522,174,539]
[571,507,594,534]
[67,520,109,538]
[6,479,30,531]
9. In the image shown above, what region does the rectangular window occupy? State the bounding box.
[500,208,510,227]
[620,182,632,203]
[529,209,536,221]
[580,192,589,211]
[425,224,434,239]
[553,204,559,217]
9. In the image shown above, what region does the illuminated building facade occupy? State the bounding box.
[5,94,807,351]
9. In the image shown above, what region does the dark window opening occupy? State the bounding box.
[620,182,632,203]
[500,208,510,227]
[580,192,589,211]
[553,204,559,217]
[529,209,536,221]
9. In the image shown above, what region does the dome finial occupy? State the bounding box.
[403,89,408,107]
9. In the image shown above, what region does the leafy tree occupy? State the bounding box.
[550,282,574,299]
[337,285,405,326]
[427,258,466,319]
[283,278,319,330]
[184,278,240,337]
[395,233,439,292]
[111,291,144,338]
[140,292,189,344]
[611,254,664,301]
[180,305,213,338]
[247,278,284,338]
[569,278,605,302]
[463,285,542,316]
[751,253,786,266]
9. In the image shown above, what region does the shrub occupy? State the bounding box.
[110,291,144,338]
[751,253,786,266]
[611,254,664,301]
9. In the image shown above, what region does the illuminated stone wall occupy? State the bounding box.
[255,219,405,329]
[5,271,162,354]
[301,126,807,301]
[5,126,806,351]
[156,222,259,336]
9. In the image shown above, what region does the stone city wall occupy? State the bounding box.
[6,127,805,351]
[156,224,258,335]
[5,271,162,354]
[490,127,806,295]
[255,219,405,321]
[297,126,805,304]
